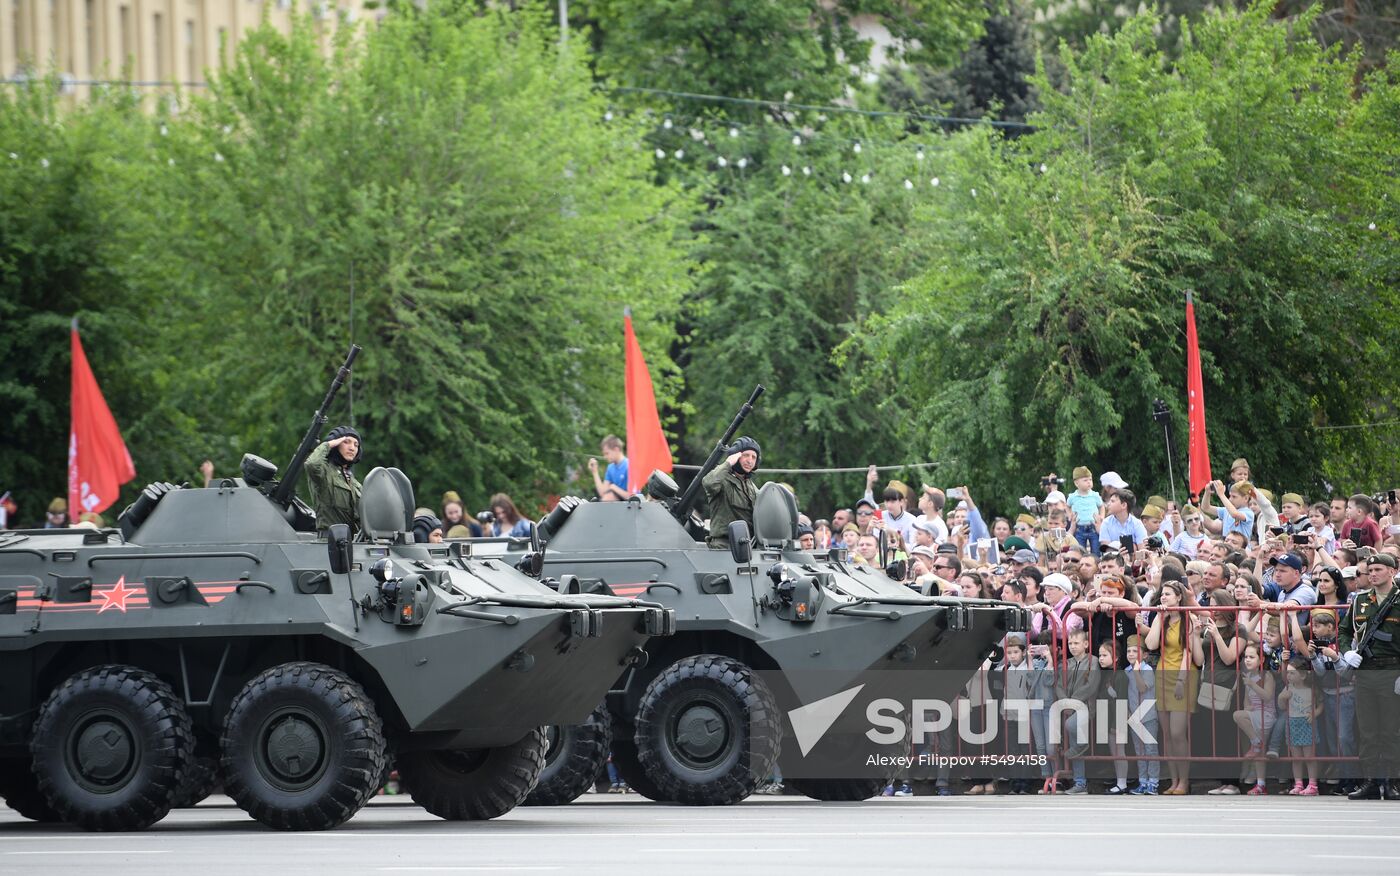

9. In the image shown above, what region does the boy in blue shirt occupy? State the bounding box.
[588,435,630,501]
[1066,466,1104,554]
[1202,478,1255,543]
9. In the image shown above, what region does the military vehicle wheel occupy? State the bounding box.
[524,705,611,806]
[170,756,219,808]
[30,665,193,831]
[0,757,62,822]
[220,662,385,831]
[634,655,780,805]
[397,728,546,820]
[785,777,885,801]
[606,728,668,801]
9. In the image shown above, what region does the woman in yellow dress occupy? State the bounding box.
[1146,581,1199,794]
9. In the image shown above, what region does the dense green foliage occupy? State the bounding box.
[1,7,693,520]
[1,1,1396,522]
[584,0,988,100]
[848,4,1400,505]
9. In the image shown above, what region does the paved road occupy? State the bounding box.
[3,794,1398,875]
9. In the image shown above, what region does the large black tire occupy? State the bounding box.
[524,706,612,806]
[29,665,193,831]
[169,756,219,809]
[634,655,780,806]
[0,757,62,822]
[220,662,386,831]
[607,729,668,802]
[397,728,546,821]
[785,777,886,802]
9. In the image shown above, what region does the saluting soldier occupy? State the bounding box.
[1341,552,1400,800]
[703,436,760,548]
[305,425,364,535]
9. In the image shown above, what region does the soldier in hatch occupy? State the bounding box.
[305,425,363,534]
[703,436,759,548]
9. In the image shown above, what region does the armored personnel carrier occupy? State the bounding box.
[0,348,673,831]
[477,389,1029,805]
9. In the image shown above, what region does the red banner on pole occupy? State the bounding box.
[69,321,135,516]
[623,309,672,492]
[1185,292,1213,496]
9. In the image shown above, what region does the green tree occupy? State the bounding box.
[585,0,988,102]
[0,81,202,521]
[880,1,1040,125]
[127,7,696,513]
[848,4,1400,509]
[668,120,944,511]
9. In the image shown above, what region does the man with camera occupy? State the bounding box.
[1341,552,1400,799]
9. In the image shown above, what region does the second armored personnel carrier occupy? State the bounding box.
[478,389,1028,805]
[0,348,672,831]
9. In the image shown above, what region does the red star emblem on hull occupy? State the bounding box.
[97,576,139,614]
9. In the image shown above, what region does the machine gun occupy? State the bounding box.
[669,385,764,525]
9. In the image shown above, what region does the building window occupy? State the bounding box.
[50,0,67,71]
[9,0,21,67]
[119,5,132,69]
[154,12,165,79]
[185,19,196,80]
[85,0,97,75]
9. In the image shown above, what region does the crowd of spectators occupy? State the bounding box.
[784,459,1400,797]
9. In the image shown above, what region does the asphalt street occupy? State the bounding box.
[3,794,1398,875]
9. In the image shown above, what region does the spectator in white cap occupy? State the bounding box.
[1030,572,1084,640]
[1101,471,1130,491]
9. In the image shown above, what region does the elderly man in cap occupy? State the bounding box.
[1009,547,1040,576]
[1341,552,1400,799]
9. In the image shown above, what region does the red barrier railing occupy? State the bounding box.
[911,602,1358,795]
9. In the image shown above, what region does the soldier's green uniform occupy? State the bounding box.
[703,464,757,548]
[1339,576,1400,787]
[305,440,362,534]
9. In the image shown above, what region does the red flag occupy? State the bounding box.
[623,308,672,492]
[69,320,135,516]
[1185,292,1213,496]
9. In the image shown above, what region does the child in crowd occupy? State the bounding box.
[1002,635,1035,795]
[1234,643,1277,794]
[1098,640,1131,794]
[1028,631,1058,794]
[1169,505,1209,558]
[1307,502,1337,553]
[1300,609,1356,793]
[1259,616,1291,760]
[1125,636,1159,794]
[1340,494,1382,549]
[1067,466,1104,555]
[1279,655,1321,795]
[1054,630,1101,794]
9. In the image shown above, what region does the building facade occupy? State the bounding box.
[3,1,375,88]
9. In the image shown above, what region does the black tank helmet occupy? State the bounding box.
[727,435,761,476]
[325,425,363,465]
[411,514,443,544]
